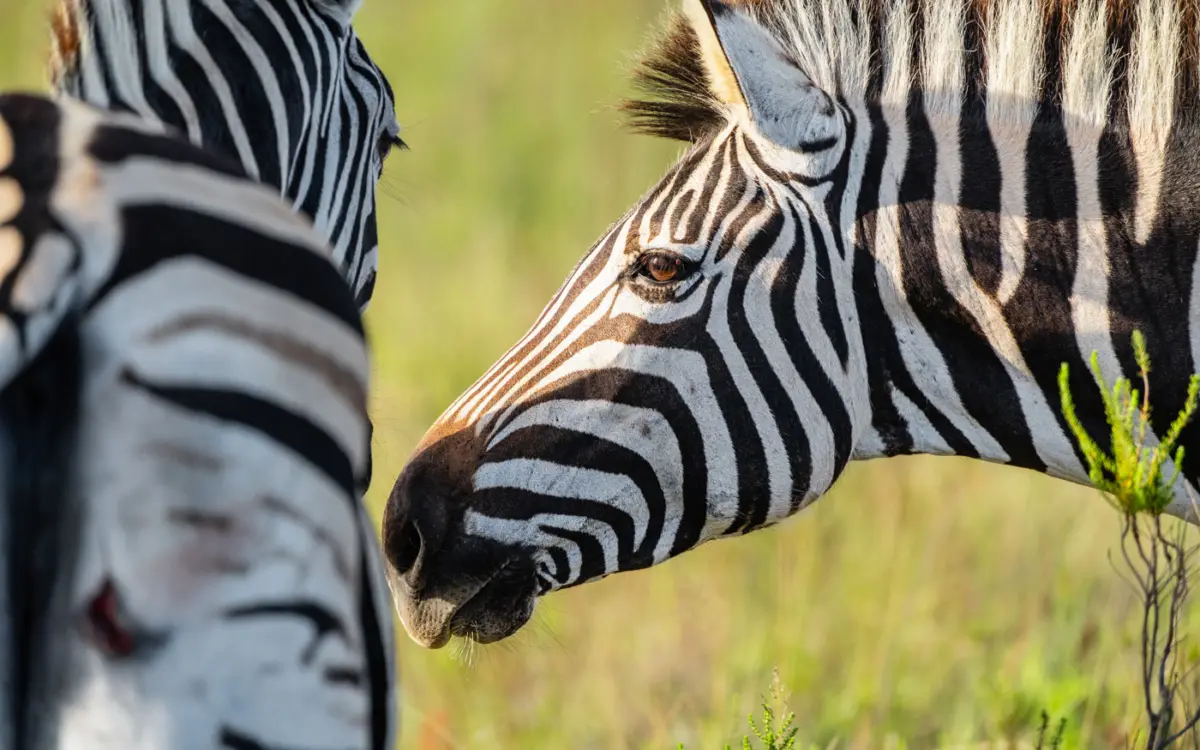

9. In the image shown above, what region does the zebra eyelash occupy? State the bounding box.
[377,133,407,164]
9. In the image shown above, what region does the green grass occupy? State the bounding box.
[4,1,1199,747]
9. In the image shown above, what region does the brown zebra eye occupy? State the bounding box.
[642,254,684,283]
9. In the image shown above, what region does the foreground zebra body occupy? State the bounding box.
[50,0,402,310]
[0,93,393,748]
[384,0,1200,648]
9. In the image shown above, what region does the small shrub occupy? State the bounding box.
[1059,331,1200,748]
[677,669,799,750]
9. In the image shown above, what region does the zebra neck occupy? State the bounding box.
[853,105,1200,511]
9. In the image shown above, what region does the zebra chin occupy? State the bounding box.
[382,430,541,648]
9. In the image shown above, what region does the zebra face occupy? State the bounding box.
[386,0,872,648]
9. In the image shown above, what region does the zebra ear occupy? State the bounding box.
[310,0,364,25]
[685,0,839,152]
[682,0,747,110]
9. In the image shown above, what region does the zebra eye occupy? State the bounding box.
[637,253,690,284]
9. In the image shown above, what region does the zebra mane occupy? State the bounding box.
[47,0,83,88]
[624,0,1200,143]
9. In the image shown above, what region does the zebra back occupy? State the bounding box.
[0,92,394,750]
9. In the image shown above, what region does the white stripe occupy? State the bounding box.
[101,159,327,254]
[142,0,202,143]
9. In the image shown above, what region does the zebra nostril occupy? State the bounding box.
[384,460,452,584]
[389,517,422,577]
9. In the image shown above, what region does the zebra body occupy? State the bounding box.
[383,0,1200,649]
[0,92,393,749]
[49,0,402,311]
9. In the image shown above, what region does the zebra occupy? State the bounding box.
[380,0,1200,649]
[0,91,393,749]
[48,0,403,312]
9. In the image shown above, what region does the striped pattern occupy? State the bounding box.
[383,0,1200,649]
[49,0,402,311]
[0,92,393,749]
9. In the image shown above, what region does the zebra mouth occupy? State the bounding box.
[444,559,539,645]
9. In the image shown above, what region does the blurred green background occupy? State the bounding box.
[2,0,1196,747]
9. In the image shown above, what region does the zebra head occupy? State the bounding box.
[384,0,872,648]
[48,0,402,310]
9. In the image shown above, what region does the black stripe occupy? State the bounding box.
[690,283,769,536]
[707,135,748,264]
[90,12,127,116]
[958,58,1003,297]
[741,135,828,189]
[811,201,850,369]
[87,125,247,179]
[0,319,82,749]
[121,370,356,495]
[225,600,345,638]
[220,729,269,750]
[220,728,315,750]
[162,25,243,178]
[680,138,730,244]
[795,135,840,154]
[1001,102,1090,474]
[326,93,366,257]
[91,204,362,334]
[818,102,855,376]
[356,528,391,750]
[667,189,697,244]
[896,87,995,461]
[853,101,913,454]
[130,0,189,135]
[477,212,636,390]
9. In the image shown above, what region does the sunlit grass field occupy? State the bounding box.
[3,1,1199,747]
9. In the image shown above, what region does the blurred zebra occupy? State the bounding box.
[0,92,393,750]
[49,0,403,312]
[383,0,1200,648]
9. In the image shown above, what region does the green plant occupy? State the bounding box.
[678,669,800,750]
[1035,711,1067,750]
[1059,330,1200,748]
[740,704,799,750]
[1058,330,1199,516]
